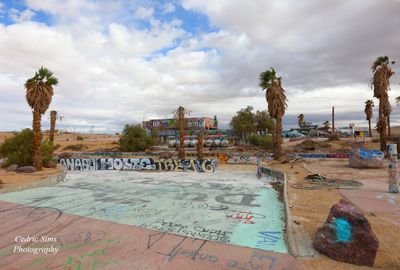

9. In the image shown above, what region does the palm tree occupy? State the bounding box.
[322,120,331,130]
[364,100,374,138]
[197,130,204,159]
[297,114,305,128]
[25,67,58,170]
[371,56,395,151]
[259,67,288,160]
[174,106,186,159]
[49,110,64,145]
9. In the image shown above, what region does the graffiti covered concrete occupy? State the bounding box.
[0,200,301,270]
[227,155,259,164]
[257,166,285,182]
[0,170,287,253]
[59,158,217,172]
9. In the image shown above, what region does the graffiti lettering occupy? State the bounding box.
[59,158,217,172]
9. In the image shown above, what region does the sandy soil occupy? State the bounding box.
[271,159,400,270]
[0,132,120,152]
[0,167,60,193]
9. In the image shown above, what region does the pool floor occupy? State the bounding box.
[0,170,287,253]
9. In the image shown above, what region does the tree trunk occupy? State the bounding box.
[368,119,372,138]
[387,115,391,137]
[379,98,387,152]
[197,132,204,159]
[49,111,56,145]
[32,110,43,170]
[178,111,185,159]
[274,116,283,160]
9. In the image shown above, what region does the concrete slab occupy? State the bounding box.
[340,179,400,215]
[0,170,288,253]
[0,200,302,270]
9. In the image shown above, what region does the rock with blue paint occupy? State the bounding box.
[313,199,379,266]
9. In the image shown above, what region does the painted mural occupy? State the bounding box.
[0,171,288,254]
[59,158,217,172]
[227,155,259,164]
[387,144,399,193]
[257,166,285,182]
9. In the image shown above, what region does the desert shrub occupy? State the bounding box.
[76,135,84,141]
[63,144,86,151]
[119,124,154,151]
[0,129,54,167]
[248,134,273,149]
[53,143,61,150]
[327,133,340,141]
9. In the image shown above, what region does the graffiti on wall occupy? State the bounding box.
[227,155,259,164]
[387,144,399,193]
[257,166,285,182]
[59,158,217,172]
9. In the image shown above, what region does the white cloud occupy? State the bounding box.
[135,6,154,20]
[9,8,36,23]
[163,3,176,14]
[0,0,400,132]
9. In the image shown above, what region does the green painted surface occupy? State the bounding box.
[0,170,287,253]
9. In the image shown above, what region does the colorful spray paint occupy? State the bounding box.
[387,144,399,193]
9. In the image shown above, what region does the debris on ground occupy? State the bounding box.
[291,174,362,190]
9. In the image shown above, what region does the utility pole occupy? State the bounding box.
[332,106,335,133]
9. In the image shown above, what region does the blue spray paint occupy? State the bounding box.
[333,217,352,243]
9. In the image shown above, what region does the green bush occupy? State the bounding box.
[119,124,154,151]
[0,129,54,167]
[248,134,273,149]
[63,144,86,151]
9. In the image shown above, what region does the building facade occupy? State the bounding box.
[142,116,220,142]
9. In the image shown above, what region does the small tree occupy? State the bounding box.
[230,106,256,143]
[0,129,53,167]
[322,120,331,130]
[49,110,64,145]
[364,100,374,138]
[119,125,154,151]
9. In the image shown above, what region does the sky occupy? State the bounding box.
[0,0,400,133]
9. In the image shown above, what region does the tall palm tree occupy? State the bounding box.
[49,110,64,145]
[297,114,305,128]
[371,56,395,151]
[174,106,186,159]
[259,67,288,160]
[25,67,58,170]
[364,100,374,138]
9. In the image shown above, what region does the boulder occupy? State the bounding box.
[6,164,18,172]
[45,160,57,168]
[313,199,379,266]
[16,166,37,173]
[349,148,384,168]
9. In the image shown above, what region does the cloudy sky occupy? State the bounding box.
[1,0,400,133]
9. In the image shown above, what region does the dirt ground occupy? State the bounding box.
[0,167,60,193]
[271,159,400,270]
[0,131,120,152]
